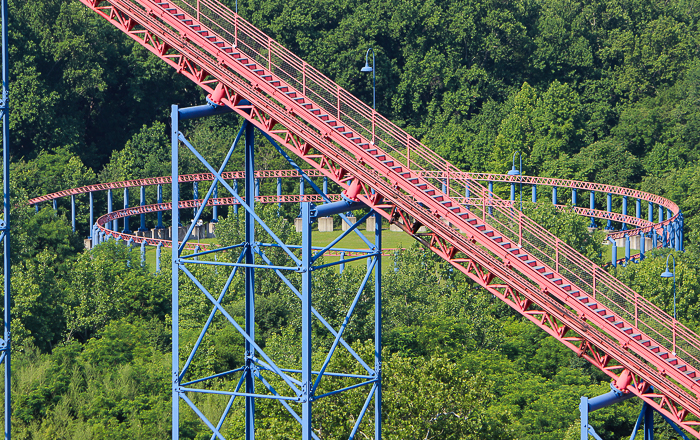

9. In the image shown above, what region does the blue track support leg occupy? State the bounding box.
[590,192,596,228]
[374,211,382,440]
[301,202,312,440]
[277,177,282,212]
[141,240,146,267]
[552,186,557,205]
[212,182,218,223]
[644,403,654,439]
[2,0,10,436]
[532,185,537,203]
[572,188,577,206]
[510,182,515,201]
[171,104,181,440]
[234,180,239,216]
[606,193,612,230]
[636,198,641,220]
[193,181,199,223]
[300,177,305,216]
[140,186,147,231]
[580,397,589,440]
[340,251,345,274]
[622,196,628,230]
[123,188,131,234]
[323,176,328,195]
[108,189,114,231]
[488,181,493,215]
[157,184,164,229]
[625,235,630,263]
[245,121,256,440]
[156,242,162,273]
[648,201,653,223]
[53,198,57,212]
[611,242,617,267]
[640,232,646,260]
[89,191,94,235]
[71,194,76,232]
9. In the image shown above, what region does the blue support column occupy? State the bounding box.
[156,242,162,273]
[300,176,305,215]
[301,202,312,440]
[139,186,147,231]
[277,177,282,212]
[157,184,164,229]
[89,191,94,235]
[53,198,57,211]
[71,194,76,232]
[212,182,219,223]
[625,235,630,263]
[108,189,114,231]
[572,188,577,206]
[606,193,612,230]
[488,181,493,215]
[244,122,256,440]
[636,198,641,221]
[510,182,515,201]
[171,105,181,440]
[193,181,199,221]
[532,185,537,203]
[640,231,646,260]
[123,188,131,234]
[141,240,146,267]
[648,201,654,223]
[622,196,628,230]
[339,251,345,274]
[552,186,558,205]
[255,178,260,198]
[1,0,11,436]
[323,176,328,195]
[611,241,617,267]
[234,180,239,216]
[374,211,382,440]
[644,404,654,439]
[590,192,596,228]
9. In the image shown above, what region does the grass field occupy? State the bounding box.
[138,226,414,272]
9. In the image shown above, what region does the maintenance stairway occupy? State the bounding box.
[81,0,700,435]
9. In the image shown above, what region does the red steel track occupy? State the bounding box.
[77,0,698,435]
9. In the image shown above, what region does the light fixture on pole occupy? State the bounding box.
[361,47,376,111]
[507,151,523,211]
[661,254,677,321]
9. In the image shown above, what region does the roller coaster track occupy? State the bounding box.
[77,0,698,435]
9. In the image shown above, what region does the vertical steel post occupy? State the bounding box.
[71,194,76,232]
[323,176,328,195]
[156,242,162,274]
[244,122,256,440]
[579,397,588,440]
[277,177,282,212]
[640,231,645,260]
[622,196,628,230]
[108,189,114,231]
[53,198,57,211]
[157,184,164,229]
[89,191,94,234]
[123,188,131,234]
[589,192,595,228]
[644,404,654,439]
[572,188,577,206]
[488,181,493,216]
[510,182,515,201]
[300,176,305,215]
[301,202,312,440]
[212,182,218,223]
[636,198,641,220]
[340,251,345,274]
[171,105,180,440]
[606,193,612,230]
[234,180,239,216]
[374,211,382,440]
[532,185,537,203]
[141,240,146,267]
[1,0,10,436]
[611,241,617,267]
[552,186,557,205]
[625,235,630,263]
[255,178,260,198]
[193,181,199,222]
[140,186,147,231]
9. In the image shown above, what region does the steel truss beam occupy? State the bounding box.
[171,105,381,439]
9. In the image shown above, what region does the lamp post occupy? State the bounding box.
[661,254,677,320]
[508,151,522,211]
[361,47,376,110]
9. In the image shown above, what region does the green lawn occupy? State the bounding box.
[137,226,414,273]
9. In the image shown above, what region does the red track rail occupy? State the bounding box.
[78,0,699,434]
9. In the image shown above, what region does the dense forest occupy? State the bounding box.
[2,0,700,438]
